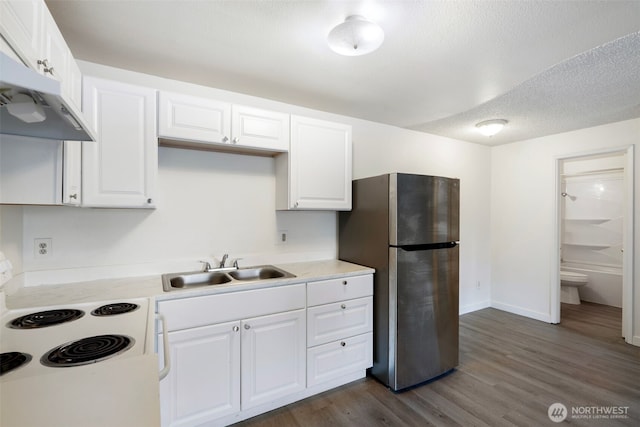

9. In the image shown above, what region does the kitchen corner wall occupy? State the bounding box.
[490,118,639,340]
[1,61,492,315]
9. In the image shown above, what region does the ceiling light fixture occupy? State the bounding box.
[327,15,384,56]
[475,119,508,137]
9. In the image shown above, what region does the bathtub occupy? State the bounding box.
[561,262,622,308]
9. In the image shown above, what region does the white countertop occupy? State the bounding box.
[4,259,374,310]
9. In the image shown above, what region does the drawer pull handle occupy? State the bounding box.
[233,326,239,332]
[244,324,251,330]
[342,280,347,285]
[341,304,346,309]
[340,341,346,347]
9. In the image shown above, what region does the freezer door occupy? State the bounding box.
[390,173,459,246]
[389,244,459,390]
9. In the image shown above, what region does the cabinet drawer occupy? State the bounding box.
[307,333,372,387]
[157,284,305,332]
[307,274,372,306]
[307,296,372,347]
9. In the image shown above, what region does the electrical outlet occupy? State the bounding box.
[34,238,52,259]
[277,230,288,245]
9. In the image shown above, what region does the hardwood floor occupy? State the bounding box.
[235,303,639,426]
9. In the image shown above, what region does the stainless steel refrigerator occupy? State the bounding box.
[339,173,459,391]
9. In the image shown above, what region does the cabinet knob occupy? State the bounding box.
[244,324,251,330]
[233,326,239,332]
[37,59,54,74]
[232,137,239,144]
[222,136,229,143]
[342,280,347,285]
[147,198,153,204]
[294,202,299,208]
[341,304,346,309]
[69,193,78,200]
[340,341,346,347]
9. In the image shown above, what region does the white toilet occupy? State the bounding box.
[560,271,588,304]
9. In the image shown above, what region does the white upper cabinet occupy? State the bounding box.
[82,76,157,208]
[158,91,231,144]
[158,91,289,154]
[0,0,43,69]
[276,115,352,210]
[0,0,87,129]
[231,105,289,152]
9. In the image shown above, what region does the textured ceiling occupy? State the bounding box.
[45,0,640,146]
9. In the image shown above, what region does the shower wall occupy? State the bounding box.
[561,155,624,307]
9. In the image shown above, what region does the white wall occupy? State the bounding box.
[1,62,492,315]
[490,118,639,341]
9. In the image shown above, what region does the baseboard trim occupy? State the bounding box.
[460,300,490,315]
[491,301,552,323]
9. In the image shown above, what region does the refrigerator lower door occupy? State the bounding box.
[387,244,459,391]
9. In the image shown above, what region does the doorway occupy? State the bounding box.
[552,145,634,344]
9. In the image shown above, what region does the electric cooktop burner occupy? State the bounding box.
[8,309,85,329]
[91,302,139,316]
[41,335,134,367]
[0,352,32,376]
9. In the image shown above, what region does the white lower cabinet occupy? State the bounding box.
[240,310,306,410]
[306,275,374,387]
[159,321,241,427]
[157,275,372,426]
[157,284,306,427]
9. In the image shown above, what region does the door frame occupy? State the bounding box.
[552,145,634,345]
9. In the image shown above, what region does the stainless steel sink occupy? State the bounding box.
[162,265,295,291]
[162,271,231,290]
[228,265,295,281]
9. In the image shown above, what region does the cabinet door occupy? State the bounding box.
[158,91,231,144]
[0,0,42,69]
[231,105,289,152]
[159,321,241,427]
[288,116,352,210]
[65,56,83,115]
[82,76,157,208]
[62,141,81,205]
[41,6,68,85]
[241,309,306,410]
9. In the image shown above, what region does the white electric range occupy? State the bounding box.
[0,297,161,427]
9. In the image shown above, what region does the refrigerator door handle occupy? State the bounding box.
[392,241,458,251]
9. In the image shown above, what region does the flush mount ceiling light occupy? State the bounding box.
[327,15,384,56]
[475,119,508,137]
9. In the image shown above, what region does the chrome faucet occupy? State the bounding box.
[199,260,213,272]
[219,254,228,268]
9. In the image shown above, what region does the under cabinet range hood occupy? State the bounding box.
[0,52,95,141]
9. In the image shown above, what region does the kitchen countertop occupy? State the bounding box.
[4,259,374,310]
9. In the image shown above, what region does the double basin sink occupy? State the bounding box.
[162,265,295,292]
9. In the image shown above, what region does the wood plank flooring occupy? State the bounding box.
[235,303,639,426]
